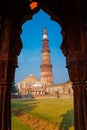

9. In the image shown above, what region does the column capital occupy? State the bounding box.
[66,52,87,82]
[66,52,87,65]
[72,81,87,89]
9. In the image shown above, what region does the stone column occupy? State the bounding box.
[66,54,87,130]
[60,1,87,129]
[0,16,22,130]
[1,83,11,130]
[0,18,12,130]
[73,82,87,130]
[0,61,17,130]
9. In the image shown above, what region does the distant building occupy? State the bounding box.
[18,74,73,98]
[18,74,45,97]
[46,82,73,98]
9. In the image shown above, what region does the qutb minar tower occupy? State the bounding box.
[40,27,54,86]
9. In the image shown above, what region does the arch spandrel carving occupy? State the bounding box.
[18,0,63,29]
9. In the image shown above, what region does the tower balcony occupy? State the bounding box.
[40,64,52,68]
[42,49,50,53]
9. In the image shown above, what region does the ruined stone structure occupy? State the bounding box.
[1,0,87,130]
[40,28,53,86]
[18,74,45,96]
[18,73,73,98]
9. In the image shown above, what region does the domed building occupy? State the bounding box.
[18,74,39,88]
[18,74,45,97]
[24,73,39,85]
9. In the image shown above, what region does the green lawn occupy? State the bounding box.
[11,98,74,130]
[12,114,33,130]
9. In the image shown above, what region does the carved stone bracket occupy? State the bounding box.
[0,60,17,83]
[66,52,87,82]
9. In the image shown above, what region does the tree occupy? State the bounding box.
[66,79,71,83]
[11,81,17,93]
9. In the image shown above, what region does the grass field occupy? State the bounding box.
[11,98,74,130]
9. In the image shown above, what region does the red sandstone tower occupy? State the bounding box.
[40,28,53,86]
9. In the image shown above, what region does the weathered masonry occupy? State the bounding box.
[0,0,87,130]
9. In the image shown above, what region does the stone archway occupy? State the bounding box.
[0,0,87,130]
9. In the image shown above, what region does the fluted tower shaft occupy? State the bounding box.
[40,28,53,86]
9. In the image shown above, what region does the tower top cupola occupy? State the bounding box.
[43,27,48,40]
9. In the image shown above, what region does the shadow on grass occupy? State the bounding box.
[59,109,74,130]
[11,99,39,114]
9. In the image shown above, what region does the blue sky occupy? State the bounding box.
[15,9,69,85]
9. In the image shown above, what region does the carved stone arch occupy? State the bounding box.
[19,0,63,31]
[19,1,65,62]
[20,8,40,26]
[1,0,87,130]
[19,2,87,130]
[21,9,63,29]
[40,3,63,27]
[19,1,65,60]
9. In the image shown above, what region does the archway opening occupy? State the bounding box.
[11,9,74,130]
[16,9,69,85]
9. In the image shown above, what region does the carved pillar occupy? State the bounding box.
[0,61,17,130]
[61,24,87,130]
[60,1,87,129]
[61,40,87,130]
[0,16,22,130]
[66,54,87,130]
[73,82,87,130]
[61,37,87,130]
[0,18,11,130]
